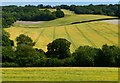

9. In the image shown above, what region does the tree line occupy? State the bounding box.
[58,4,119,16]
[2,4,119,28]
[2,30,120,67]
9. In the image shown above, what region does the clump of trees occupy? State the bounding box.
[58,4,119,17]
[2,31,120,67]
[2,5,65,28]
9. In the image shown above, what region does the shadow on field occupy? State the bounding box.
[71,18,118,24]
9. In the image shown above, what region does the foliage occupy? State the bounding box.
[73,46,98,67]
[2,46,16,63]
[62,57,75,67]
[2,62,19,67]
[16,34,35,46]
[53,10,65,18]
[94,44,120,67]
[15,44,42,67]
[46,38,71,59]
[2,5,65,28]
[46,58,62,67]
[2,30,14,46]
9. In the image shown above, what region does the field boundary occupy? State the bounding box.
[71,18,118,25]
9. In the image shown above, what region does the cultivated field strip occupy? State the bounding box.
[2,67,118,81]
[75,25,97,47]
[5,21,118,52]
[96,22,118,33]
[90,22,118,37]
[89,23,118,44]
[64,26,77,50]
[86,24,117,45]
[53,27,56,40]
[34,28,45,43]
[95,22,119,36]
[67,25,90,47]
[35,27,54,51]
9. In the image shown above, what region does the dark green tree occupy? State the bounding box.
[2,30,14,46]
[95,44,120,67]
[2,46,16,63]
[15,44,42,67]
[73,46,98,67]
[46,58,62,67]
[16,34,35,46]
[53,10,65,18]
[46,38,71,59]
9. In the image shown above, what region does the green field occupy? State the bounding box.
[2,67,118,81]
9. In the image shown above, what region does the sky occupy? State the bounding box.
[1,0,120,2]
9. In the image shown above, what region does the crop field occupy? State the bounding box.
[5,21,118,52]
[2,67,118,81]
[6,9,118,52]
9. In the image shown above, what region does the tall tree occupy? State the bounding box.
[46,38,71,59]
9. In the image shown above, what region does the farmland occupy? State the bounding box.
[4,8,119,52]
[2,4,120,82]
[5,21,118,52]
[2,67,118,81]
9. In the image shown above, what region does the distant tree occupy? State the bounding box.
[37,4,44,8]
[46,38,71,59]
[53,10,65,18]
[16,34,35,46]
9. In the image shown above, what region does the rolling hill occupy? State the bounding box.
[5,9,119,52]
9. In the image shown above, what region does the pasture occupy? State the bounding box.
[2,67,118,81]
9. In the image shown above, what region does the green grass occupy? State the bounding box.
[2,67,118,81]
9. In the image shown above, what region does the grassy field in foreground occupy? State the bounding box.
[2,67,118,81]
[5,21,118,52]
